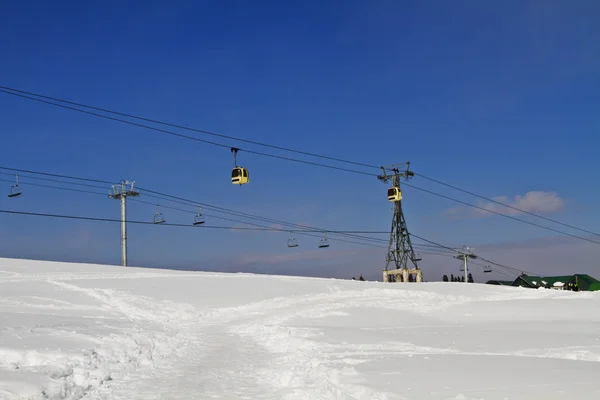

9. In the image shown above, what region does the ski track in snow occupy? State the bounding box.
[1,261,600,399]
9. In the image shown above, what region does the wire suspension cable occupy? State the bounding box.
[3,161,598,250]
[0,166,390,247]
[0,85,381,170]
[0,177,532,275]
[403,182,600,246]
[0,89,376,177]
[415,173,600,238]
[2,89,597,241]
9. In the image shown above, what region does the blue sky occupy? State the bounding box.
[0,0,599,281]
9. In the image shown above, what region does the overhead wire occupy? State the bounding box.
[0,166,391,249]
[136,187,393,245]
[0,177,107,197]
[2,88,598,245]
[0,163,545,274]
[2,87,599,246]
[0,85,381,170]
[0,209,299,230]
[130,197,390,249]
[415,172,600,238]
[402,182,600,246]
[0,89,376,177]
[0,187,526,277]
[408,232,542,276]
[0,172,389,248]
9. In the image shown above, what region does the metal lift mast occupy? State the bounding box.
[377,163,422,282]
[108,180,139,267]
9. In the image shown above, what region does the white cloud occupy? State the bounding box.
[445,191,566,218]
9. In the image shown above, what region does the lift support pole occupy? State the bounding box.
[109,180,139,266]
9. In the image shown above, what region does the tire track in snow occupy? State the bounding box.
[222,288,472,399]
[1,279,201,400]
[224,287,600,399]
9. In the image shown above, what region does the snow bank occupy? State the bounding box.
[1,257,599,399]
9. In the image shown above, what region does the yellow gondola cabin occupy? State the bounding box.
[231,167,249,185]
[387,187,402,201]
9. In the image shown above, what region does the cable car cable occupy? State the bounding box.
[2,89,598,241]
[0,85,381,171]
[0,89,377,177]
[0,167,390,247]
[130,198,389,248]
[3,162,598,248]
[414,173,600,238]
[402,182,600,246]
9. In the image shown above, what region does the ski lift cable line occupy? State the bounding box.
[2,90,597,241]
[128,198,389,249]
[136,196,449,249]
[0,171,109,190]
[0,175,387,248]
[0,165,390,246]
[135,199,389,247]
[0,89,377,177]
[0,208,389,234]
[137,188,393,244]
[0,85,381,171]
[0,178,520,262]
[409,233,542,276]
[0,178,107,196]
[469,259,514,277]
[5,162,595,250]
[403,182,600,246]
[414,173,600,238]
[4,161,597,250]
[0,181,526,272]
[0,166,113,185]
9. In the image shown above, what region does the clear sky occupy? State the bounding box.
[0,0,599,282]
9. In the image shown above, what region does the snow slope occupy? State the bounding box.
[1,258,599,400]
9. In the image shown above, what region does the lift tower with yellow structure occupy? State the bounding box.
[377,163,423,283]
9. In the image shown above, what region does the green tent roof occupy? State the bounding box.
[511,274,600,290]
[572,274,600,290]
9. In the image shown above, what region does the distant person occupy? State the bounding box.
[352,277,356,280]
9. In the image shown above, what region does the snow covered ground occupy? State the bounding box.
[1,258,599,400]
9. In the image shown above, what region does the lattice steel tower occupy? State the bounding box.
[377,163,422,282]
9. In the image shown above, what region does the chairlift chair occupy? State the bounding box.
[153,206,166,224]
[483,265,492,273]
[318,233,330,248]
[8,175,22,198]
[153,212,166,224]
[193,207,205,225]
[411,253,422,262]
[387,186,402,202]
[287,234,298,248]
